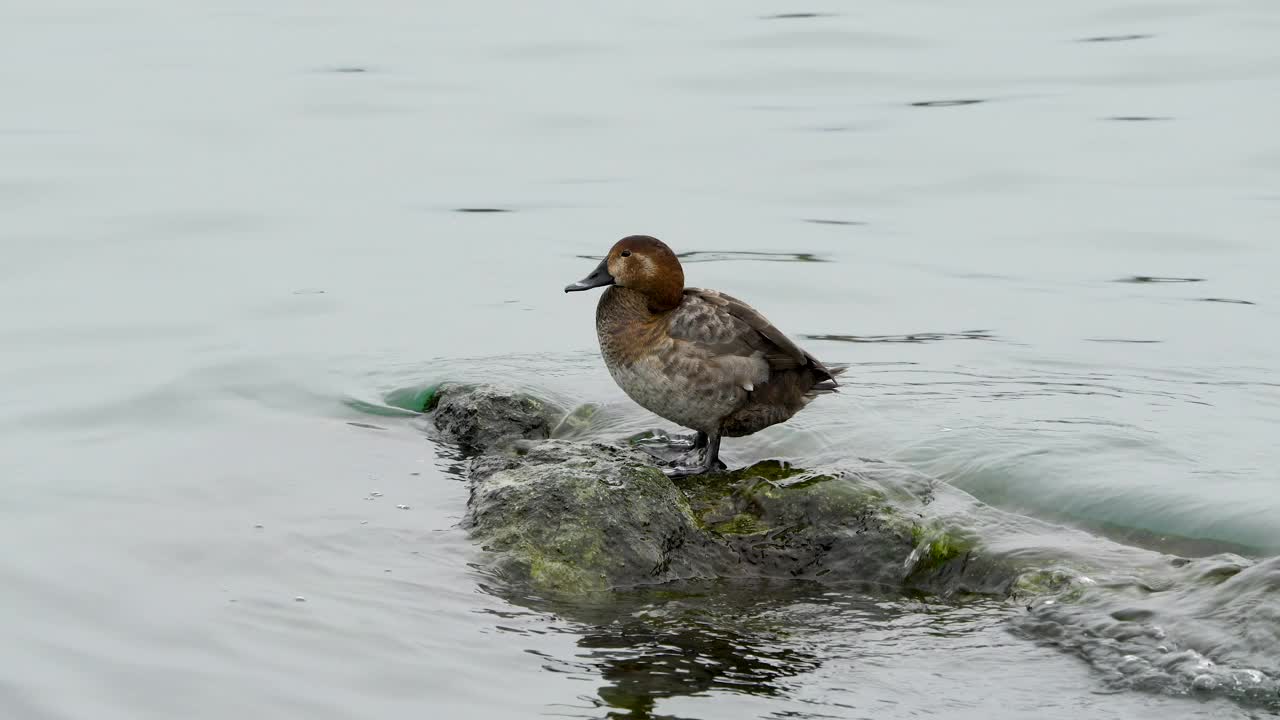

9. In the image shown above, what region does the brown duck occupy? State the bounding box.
[565,235,845,476]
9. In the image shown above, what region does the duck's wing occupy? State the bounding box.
[670,288,839,383]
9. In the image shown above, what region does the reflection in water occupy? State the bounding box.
[803,218,865,226]
[760,13,836,20]
[1078,34,1154,43]
[1106,116,1173,122]
[806,330,997,344]
[1114,275,1204,283]
[678,250,827,263]
[1198,297,1256,305]
[486,580,1056,719]
[910,99,986,107]
[494,583,824,718]
[495,582,907,719]
[454,207,514,213]
[578,612,817,716]
[574,251,828,264]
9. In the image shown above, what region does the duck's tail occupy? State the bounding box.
[810,362,848,394]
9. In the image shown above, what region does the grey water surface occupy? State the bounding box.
[3,0,1279,718]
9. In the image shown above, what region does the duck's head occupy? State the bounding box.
[564,235,685,311]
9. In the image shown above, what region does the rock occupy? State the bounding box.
[430,384,1015,598]
[420,383,1280,713]
[464,441,725,594]
[425,382,563,451]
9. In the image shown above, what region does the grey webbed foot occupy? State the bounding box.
[662,457,726,478]
[634,429,706,451]
[661,432,723,478]
[663,431,708,451]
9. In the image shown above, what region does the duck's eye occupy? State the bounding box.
[620,250,631,257]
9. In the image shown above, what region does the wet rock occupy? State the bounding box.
[425,382,563,451]
[463,441,725,594]
[431,384,1014,598]
[420,383,1280,712]
[418,383,1280,713]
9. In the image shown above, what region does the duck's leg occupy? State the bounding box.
[698,432,723,473]
[663,432,724,478]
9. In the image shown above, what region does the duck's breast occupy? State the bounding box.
[604,344,747,433]
[595,286,763,432]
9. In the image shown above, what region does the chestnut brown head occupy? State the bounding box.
[564,235,685,311]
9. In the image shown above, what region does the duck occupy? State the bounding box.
[564,235,845,476]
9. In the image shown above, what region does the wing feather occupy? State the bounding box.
[668,288,837,383]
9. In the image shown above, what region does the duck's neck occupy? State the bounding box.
[595,286,655,335]
[595,287,682,365]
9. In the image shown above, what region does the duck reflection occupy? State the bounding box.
[505,582,829,719]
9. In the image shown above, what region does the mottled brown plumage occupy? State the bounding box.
[565,235,845,476]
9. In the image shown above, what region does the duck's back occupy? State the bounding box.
[594,285,842,436]
[668,288,844,437]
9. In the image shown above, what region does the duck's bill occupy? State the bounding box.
[564,258,615,292]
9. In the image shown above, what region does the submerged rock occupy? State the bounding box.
[1011,554,1280,711]
[427,383,1012,598]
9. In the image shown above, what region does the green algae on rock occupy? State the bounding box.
[420,383,1280,712]
[463,441,725,595]
[425,384,1019,598]
[462,439,1015,597]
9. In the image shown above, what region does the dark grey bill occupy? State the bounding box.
[564,258,615,292]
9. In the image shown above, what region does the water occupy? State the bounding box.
[2,0,1278,717]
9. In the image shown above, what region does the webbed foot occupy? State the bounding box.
[662,459,726,479]
[659,431,708,451]
[662,434,725,478]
